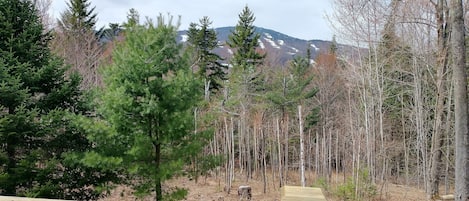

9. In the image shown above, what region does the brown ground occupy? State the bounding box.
[101,171,431,201]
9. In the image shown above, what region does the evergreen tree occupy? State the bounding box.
[330,35,338,54]
[224,5,266,105]
[124,8,140,28]
[267,55,319,127]
[0,0,112,199]
[221,6,269,181]
[58,0,97,32]
[227,5,265,72]
[53,0,102,88]
[187,16,227,96]
[85,14,204,200]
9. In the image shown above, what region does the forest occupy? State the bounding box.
[0,0,469,200]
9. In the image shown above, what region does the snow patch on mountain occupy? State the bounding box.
[227,48,233,55]
[287,52,296,55]
[290,47,299,53]
[221,63,232,68]
[311,43,319,51]
[264,33,272,39]
[258,39,265,49]
[180,34,188,42]
[217,41,224,48]
[277,40,284,46]
[264,37,280,49]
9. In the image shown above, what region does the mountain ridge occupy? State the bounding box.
[178,26,337,65]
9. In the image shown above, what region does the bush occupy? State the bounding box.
[313,177,329,192]
[333,168,377,201]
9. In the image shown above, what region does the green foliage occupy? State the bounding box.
[312,177,329,191]
[227,5,265,72]
[189,152,224,183]
[0,0,113,199]
[187,16,227,94]
[335,177,357,200]
[265,55,319,127]
[89,13,205,200]
[224,5,267,113]
[165,188,188,201]
[58,0,98,31]
[375,20,414,142]
[333,169,377,201]
[124,8,140,28]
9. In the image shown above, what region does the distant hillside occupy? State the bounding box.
[178,26,344,66]
[101,26,351,66]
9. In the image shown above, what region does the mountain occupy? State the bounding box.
[178,26,338,66]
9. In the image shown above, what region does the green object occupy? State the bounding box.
[58,0,98,31]
[227,5,265,72]
[0,0,110,199]
[187,16,227,94]
[93,13,203,200]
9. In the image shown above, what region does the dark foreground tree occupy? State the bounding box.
[0,0,113,199]
[82,13,205,201]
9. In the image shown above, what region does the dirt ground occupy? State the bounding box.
[101,172,430,201]
[102,175,282,201]
[382,184,426,201]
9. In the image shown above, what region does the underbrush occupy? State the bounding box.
[315,169,378,201]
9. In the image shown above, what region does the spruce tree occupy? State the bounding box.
[226,5,266,95]
[53,0,102,88]
[86,13,204,200]
[58,0,98,32]
[223,6,266,181]
[124,8,140,28]
[187,16,227,96]
[0,0,113,199]
[227,5,265,72]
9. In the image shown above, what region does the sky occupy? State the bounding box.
[50,0,334,41]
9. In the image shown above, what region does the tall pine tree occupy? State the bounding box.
[187,16,227,97]
[226,5,266,95]
[53,0,102,88]
[58,0,97,32]
[223,5,266,181]
[227,5,265,72]
[83,13,205,201]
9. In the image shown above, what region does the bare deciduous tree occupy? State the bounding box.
[450,0,468,200]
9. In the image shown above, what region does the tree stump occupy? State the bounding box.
[238,185,252,200]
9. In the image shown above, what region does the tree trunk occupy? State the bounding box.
[262,127,267,193]
[284,112,289,185]
[5,108,17,195]
[5,137,16,195]
[276,117,284,187]
[155,142,162,201]
[428,1,450,198]
[450,0,468,200]
[298,105,306,187]
[224,117,232,193]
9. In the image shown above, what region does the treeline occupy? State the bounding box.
[0,0,322,200]
[1,0,468,200]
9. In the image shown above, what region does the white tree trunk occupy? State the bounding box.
[298,105,305,187]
